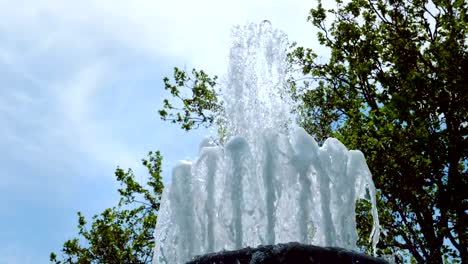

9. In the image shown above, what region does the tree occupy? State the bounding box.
[50,151,164,264]
[53,0,467,261]
[158,67,222,132]
[50,67,220,264]
[160,0,468,262]
[288,0,468,262]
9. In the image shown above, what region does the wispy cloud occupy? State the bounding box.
[1,0,322,70]
[1,0,323,177]
[0,0,326,262]
[53,60,139,169]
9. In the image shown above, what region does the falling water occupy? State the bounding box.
[153,22,380,264]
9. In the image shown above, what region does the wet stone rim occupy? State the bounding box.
[186,242,389,264]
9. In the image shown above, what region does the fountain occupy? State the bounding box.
[153,22,380,264]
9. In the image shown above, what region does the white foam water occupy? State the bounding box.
[153,22,380,264]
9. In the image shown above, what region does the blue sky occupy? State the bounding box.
[0,0,327,263]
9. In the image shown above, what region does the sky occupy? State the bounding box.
[0,0,326,263]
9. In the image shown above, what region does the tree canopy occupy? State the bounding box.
[50,151,164,264]
[53,0,467,263]
[288,0,467,262]
[159,0,468,263]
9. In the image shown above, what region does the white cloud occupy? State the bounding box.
[0,0,332,200]
[52,60,138,168]
[0,0,324,177]
[0,1,329,262]
[0,0,322,71]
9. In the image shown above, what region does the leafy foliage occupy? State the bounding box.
[158,67,223,131]
[289,0,468,262]
[54,0,468,263]
[158,0,468,262]
[50,151,164,264]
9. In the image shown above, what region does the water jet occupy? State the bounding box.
[153,22,381,264]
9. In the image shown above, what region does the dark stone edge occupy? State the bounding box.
[186,242,389,264]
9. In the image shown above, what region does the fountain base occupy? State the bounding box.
[187,242,389,264]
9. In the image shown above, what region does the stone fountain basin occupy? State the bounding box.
[186,242,389,264]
